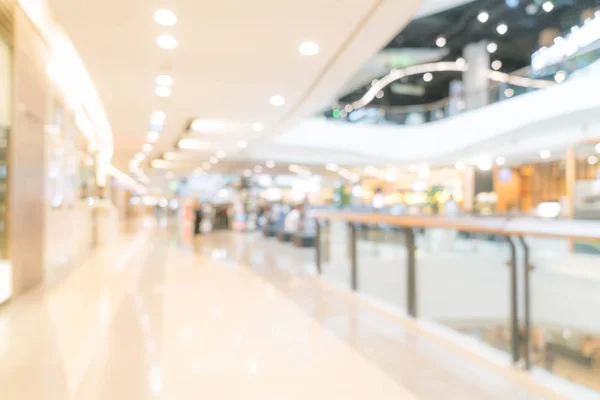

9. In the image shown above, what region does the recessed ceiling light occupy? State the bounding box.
[143,143,153,153]
[587,155,598,165]
[554,70,566,83]
[298,41,319,56]
[423,72,433,82]
[486,42,498,53]
[191,119,223,132]
[540,149,551,159]
[496,23,508,35]
[269,95,285,106]
[209,156,219,164]
[237,140,247,149]
[153,9,177,26]
[344,104,353,112]
[178,138,209,150]
[156,34,177,50]
[477,11,489,23]
[155,86,171,97]
[252,122,264,132]
[436,37,446,47]
[496,156,506,166]
[455,161,465,170]
[456,57,466,67]
[254,165,263,173]
[216,150,226,159]
[134,152,146,161]
[242,169,251,177]
[156,75,173,87]
[266,160,275,168]
[203,162,211,169]
[504,88,514,98]
[491,60,503,70]
[150,111,166,126]
[542,1,554,12]
[147,131,160,143]
[375,91,384,99]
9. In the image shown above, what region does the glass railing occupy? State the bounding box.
[314,212,600,396]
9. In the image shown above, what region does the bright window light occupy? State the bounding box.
[298,41,319,56]
[269,95,285,106]
[156,34,177,49]
[455,161,465,170]
[478,11,489,23]
[154,9,177,26]
[156,75,173,87]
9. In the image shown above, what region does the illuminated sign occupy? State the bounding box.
[532,11,600,71]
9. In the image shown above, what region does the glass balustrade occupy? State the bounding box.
[314,214,600,395]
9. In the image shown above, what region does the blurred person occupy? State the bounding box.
[284,203,304,234]
[372,188,385,210]
[193,201,203,236]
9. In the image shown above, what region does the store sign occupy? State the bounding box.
[532,12,600,71]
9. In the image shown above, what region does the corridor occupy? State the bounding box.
[0,224,561,399]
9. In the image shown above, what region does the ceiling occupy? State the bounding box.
[47,0,423,182]
[335,0,600,108]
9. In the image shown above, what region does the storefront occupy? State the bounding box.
[0,0,11,304]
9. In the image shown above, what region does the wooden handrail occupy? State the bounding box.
[311,211,600,241]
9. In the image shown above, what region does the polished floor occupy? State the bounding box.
[0,222,566,399]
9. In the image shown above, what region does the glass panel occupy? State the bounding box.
[355,222,407,312]
[320,219,351,287]
[527,236,600,393]
[417,228,512,357]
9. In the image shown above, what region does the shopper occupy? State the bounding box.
[193,201,203,236]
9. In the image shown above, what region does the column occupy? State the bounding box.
[463,41,490,110]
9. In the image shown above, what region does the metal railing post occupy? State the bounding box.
[506,236,520,365]
[315,219,321,275]
[405,227,417,318]
[349,222,358,290]
[518,236,531,370]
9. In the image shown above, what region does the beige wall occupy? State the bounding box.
[9,8,48,294]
